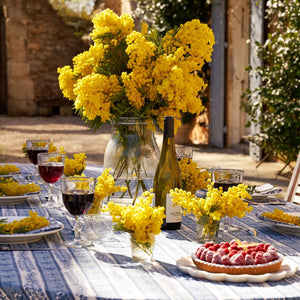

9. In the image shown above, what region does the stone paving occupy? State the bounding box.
[0,115,291,196]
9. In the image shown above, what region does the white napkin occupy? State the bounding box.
[251,184,282,197]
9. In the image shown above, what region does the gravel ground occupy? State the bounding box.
[0,115,111,164]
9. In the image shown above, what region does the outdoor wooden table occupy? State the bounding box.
[0,163,300,300]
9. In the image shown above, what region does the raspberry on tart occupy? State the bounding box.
[192,239,283,275]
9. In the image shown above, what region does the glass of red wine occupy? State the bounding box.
[26,140,49,182]
[61,177,96,248]
[211,168,244,232]
[38,152,65,208]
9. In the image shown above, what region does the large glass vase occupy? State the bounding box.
[104,118,160,205]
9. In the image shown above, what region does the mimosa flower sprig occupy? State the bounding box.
[262,208,300,226]
[88,168,127,215]
[0,211,49,234]
[103,191,165,244]
[58,8,215,132]
[178,158,211,193]
[0,178,41,196]
[0,164,20,175]
[59,147,87,176]
[170,181,253,222]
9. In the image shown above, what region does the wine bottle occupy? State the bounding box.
[153,116,182,230]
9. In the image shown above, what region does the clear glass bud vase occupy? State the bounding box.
[130,233,155,262]
[104,118,159,205]
[195,216,220,243]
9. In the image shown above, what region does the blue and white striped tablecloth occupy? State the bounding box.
[0,163,300,300]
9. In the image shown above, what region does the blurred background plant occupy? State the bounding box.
[242,0,300,172]
[48,0,95,38]
[134,0,212,126]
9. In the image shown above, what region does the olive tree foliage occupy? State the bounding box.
[48,0,99,37]
[243,0,300,168]
[133,0,211,33]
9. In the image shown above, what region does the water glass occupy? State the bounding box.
[175,145,193,161]
[211,168,244,191]
[211,168,244,232]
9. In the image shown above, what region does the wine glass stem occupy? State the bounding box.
[74,216,82,242]
[34,165,41,183]
[48,183,55,205]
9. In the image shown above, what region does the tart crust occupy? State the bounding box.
[191,253,284,275]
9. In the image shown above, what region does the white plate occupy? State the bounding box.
[247,196,286,205]
[0,216,64,244]
[177,256,298,282]
[0,172,22,178]
[256,213,300,235]
[250,184,283,201]
[0,192,40,205]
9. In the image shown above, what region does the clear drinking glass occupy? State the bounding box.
[26,140,49,182]
[38,152,65,208]
[61,177,96,248]
[211,168,244,232]
[175,144,193,161]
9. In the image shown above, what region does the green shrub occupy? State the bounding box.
[134,0,211,33]
[243,0,300,166]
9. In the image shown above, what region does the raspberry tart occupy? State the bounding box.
[192,239,283,275]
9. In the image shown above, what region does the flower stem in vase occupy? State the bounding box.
[130,233,155,263]
[195,216,220,243]
[104,118,159,205]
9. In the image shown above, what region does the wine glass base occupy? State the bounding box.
[220,225,240,232]
[220,216,240,233]
[41,201,60,209]
[64,239,93,249]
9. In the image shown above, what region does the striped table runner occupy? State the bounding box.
[0,163,299,299]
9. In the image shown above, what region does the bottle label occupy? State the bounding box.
[166,193,182,223]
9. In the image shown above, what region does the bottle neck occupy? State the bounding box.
[161,133,176,161]
[163,116,175,138]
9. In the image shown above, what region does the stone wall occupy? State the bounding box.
[0,0,138,116]
[0,0,89,115]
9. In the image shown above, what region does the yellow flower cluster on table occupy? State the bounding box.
[170,180,252,222]
[57,9,215,131]
[103,191,165,244]
[178,158,210,193]
[0,178,41,196]
[0,164,20,175]
[262,208,300,226]
[88,168,127,214]
[0,211,49,234]
[59,147,86,176]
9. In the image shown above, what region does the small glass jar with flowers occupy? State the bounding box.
[82,168,127,242]
[103,191,165,262]
[170,181,252,243]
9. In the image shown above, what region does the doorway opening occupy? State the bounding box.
[0,5,7,114]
